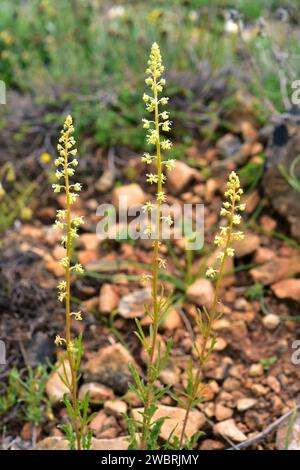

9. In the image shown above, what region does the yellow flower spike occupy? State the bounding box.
[52,115,86,450]
[179,171,245,448]
[136,43,175,450]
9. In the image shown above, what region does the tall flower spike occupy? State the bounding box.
[206,171,245,279]
[179,171,245,449]
[53,115,87,450]
[131,43,175,450]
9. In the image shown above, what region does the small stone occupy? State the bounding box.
[244,190,259,214]
[233,232,260,258]
[123,390,143,407]
[223,378,240,392]
[112,184,146,210]
[44,254,64,277]
[217,133,242,160]
[118,288,151,319]
[266,376,281,394]
[79,233,100,251]
[91,436,129,450]
[132,405,205,442]
[161,308,182,330]
[99,283,119,314]
[249,363,264,377]
[160,368,180,386]
[46,360,71,404]
[240,121,258,142]
[36,436,129,450]
[21,423,40,441]
[199,439,225,450]
[234,297,251,311]
[89,410,106,433]
[236,398,257,412]
[215,404,233,421]
[254,247,274,264]
[187,278,214,309]
[205,178,219,202]
[260,215,277,232]
[83,343,134,395]
[52,244,66,261]
[78,249,98,266]
[250,142,263,155]
[251,384,268,396]
[271,395,283,413]
[250,258,294,285]
[210,357,233,381]
[167,160,195,195]
[36,437,69,450]
[231,320,248,338]
[263,314,281,330]
[213,319,231,332]
[214,337,227,351]
[200,402,215,418]
[78,382,114,404]
[271,279,300,302]
[200,383,216,402]
[104,400,127,416]
[214,419,247,442]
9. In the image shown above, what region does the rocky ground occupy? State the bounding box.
[1,116,300,451]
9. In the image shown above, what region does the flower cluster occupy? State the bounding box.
[141,42,176,269]
[206,171,245,278]
[53,115,85,343]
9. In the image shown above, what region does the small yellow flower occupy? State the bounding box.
[73,263,84,274]
[141,153,154,164]
[58,291,66,302]
[164,159,176,171]
[71,311,83,321]
[58,280,66,291]
[158,258,167,269]
[142,119,151,129]
[54,335,65,347]
[146,173,158,184]
[141,274,152,284]
[40,152,51,164]
[156,191,166,203]
[233,214,241,225]
[206,267,217,278]
[59,257,70,268]
[220,208,230,217]
[233,231,244,241]
[144,225,152,237]
[147,9,162,24]
[227,247,235,257]
[161,140,172,150]
[161,215,173,226]
[142,201,153,213]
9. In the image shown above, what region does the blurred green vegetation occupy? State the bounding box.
[0,0,299,151]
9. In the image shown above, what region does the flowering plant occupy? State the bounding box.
[177,171,245,448]
[126,43,175,450]
[53,115,93,450]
